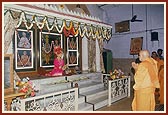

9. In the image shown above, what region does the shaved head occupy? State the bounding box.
[139,50,150,61]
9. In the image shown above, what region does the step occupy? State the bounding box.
[78,95,85,104]
[81,87,108,102]
[89,95,130,110]
[88,95,108,110]
[78,103,93,111]
[79,82,104,94]
[74,79,93,86]
[39,82,71,94]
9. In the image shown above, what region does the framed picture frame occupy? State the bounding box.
[39,31,62,68]
[67,35,79,66]
[130,37,143,55]
[68,36,78,50]
[16,50,33,69]
[115,20,130,33]
[4,54,14,94]
[14,29,34,70]
[67,51,78,66]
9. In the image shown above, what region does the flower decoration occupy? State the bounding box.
[7,10,112,40]
[16,77,36,98]
[109,69,125,80]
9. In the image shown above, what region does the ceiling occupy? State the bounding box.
[65,4,90,15]
[96,4,122,8]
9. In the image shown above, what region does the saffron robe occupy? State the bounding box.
[132,58,160,111]
[157,59,164,104]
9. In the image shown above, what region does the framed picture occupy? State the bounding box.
[15,29,32,49]
[68,36,78,50]
[39,32,62,68]
[67,35,79,67]
[115,20,130,33]
[68,51,78,66]
[15,29,34,70]
[16,50,33,69]
[130,37,143,55]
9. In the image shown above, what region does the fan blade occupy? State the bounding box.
[130,15,143,22]
[130,15,137,22]
[134,19,143,22]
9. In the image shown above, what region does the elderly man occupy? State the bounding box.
[131,50,160,111]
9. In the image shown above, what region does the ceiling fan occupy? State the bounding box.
[130,4,143,22]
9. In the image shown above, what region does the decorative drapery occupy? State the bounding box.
[4,10,19,54]
[98,38,105,73]
[4,10,21,83]
[4,10,112,41]
[88,37,96,72]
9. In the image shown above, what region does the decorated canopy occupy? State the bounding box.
[4,4,112,41]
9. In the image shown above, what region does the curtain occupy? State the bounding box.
[88,37,96,72]
[98,38,105,73]
[4,11,20,82]
[4,11,19,54]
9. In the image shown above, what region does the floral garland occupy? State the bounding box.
[6,10,112,40]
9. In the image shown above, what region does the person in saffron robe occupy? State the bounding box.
[151,51,164,104]
[131,50,160,111]
[157,49,164,60]
[46,46,67,76]
[157,59,164,104]
[151,51,160,62]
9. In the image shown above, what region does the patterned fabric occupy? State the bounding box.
[88,37,96,72]
[98,38,105,73]
[4,11,19,54]
[4,11,20,83]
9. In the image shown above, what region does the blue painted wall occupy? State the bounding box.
[88,4,165,58]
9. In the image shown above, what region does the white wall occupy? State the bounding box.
[98,4,165,58]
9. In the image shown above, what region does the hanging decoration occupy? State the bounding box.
[5,9,112,40]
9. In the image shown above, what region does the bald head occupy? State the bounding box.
[139,50,150,61]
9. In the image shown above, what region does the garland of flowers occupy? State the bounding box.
[63,27,71,37]
[7,10,112,40]
[63,20,73,30]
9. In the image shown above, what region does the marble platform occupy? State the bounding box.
[30,72,129,111]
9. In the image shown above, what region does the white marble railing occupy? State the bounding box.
[8,87,78,111]
[102,74,130,106]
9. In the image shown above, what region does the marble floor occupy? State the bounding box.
[97,96,133,111]
[96,90,133,111]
